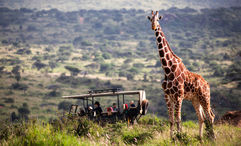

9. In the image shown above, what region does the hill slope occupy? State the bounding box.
[1,0,241,11]
[0,7,240,121]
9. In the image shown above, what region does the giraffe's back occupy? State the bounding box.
[183,71,210,101]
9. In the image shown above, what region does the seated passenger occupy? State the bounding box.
[78,108,85,116]
[130,100,136,108]
[112,103,118,112]
[123,104,128,110]
[93,101,102,116]
[107,107,113,116]
[123,104,128,121]
[88,106,93,112]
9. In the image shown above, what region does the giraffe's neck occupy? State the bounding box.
[155,27,183,78]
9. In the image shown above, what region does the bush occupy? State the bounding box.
[128,67,139,74]
[122,127,153,145]
[64,66,80,76]
[11,83,28,91]
[175,132,192,145]
[46,90,61,97]
[100,63,113,72]
[16,48,31,55]
[133,63,144,68]
[32,60,47,70]
[4,98,14,103]
[182,121,197,128]
[102,53,111,59]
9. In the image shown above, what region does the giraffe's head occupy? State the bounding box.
[147,10,162,30]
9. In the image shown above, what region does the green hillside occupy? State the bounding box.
[0,7,240,122]
[1,0,241,11]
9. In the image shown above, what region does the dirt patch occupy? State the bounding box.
[216,110,241,127]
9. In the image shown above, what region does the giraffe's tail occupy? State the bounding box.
[200,106,215,124]
[201,105,216,139]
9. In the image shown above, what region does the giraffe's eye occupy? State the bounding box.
[147,16,152,21]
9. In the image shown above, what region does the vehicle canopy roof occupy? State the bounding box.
[63,90,146,103]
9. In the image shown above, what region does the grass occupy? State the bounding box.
[0,116,240,146]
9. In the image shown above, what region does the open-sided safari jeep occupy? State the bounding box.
[63,89,149,124]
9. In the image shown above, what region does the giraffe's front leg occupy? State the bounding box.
[175,98,183,133]
[164,94,174,138]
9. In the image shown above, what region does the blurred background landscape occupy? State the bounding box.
[0,0,240,122]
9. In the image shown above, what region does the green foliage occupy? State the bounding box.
[17,103,31,120]
[11,83,28,91]
[11,65,21,82]
[133,63,144,68]
[128,67,139,74]
[102,52,111,59]
[4,98,14,103]
[182,121,197,128]
[5,122,88,145]
[100,63,113,72]
[32,60,47,70]
[175,132,198,145]
[64,66,80,76]
[0,117,241,145]
[122,127,153,145]
[139,115,168,132]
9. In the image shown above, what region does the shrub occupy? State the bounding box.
[126,73,134,80]
[182,120,197,128]
[4,98,14,103]
[102,53,111,59]
[175,132,192,145]
[11,83,28,92]
[32,60,47,70]
[46,90,61,97]
[16,48,31,55]
[128,67,139,74]
[122,127,153,145]
[100,63,113,72]
[64,66,80,76]
[133,63,144,68]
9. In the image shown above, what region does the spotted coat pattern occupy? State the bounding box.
[154,24,215,138]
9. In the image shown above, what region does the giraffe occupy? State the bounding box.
[147,11,215,139]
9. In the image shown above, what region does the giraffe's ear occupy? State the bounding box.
[159,16,163,20]
[147,16,151,21]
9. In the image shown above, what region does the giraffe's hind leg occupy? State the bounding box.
[192,100,204,138]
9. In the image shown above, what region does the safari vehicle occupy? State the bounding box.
[62,88,149,124]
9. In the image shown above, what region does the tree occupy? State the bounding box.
[10,112,19,122]
[11,83,28,94]
[0,66,4,77]
[102,53,111,59]
[11,65,21,83]
[65,66,80,76]
[73,36,83,46]
[226,60,241,81]
[18,103,30,120]
[126,73,134,80]
[100,63,113,72]
[32,60,47,70]
[49,61,57,71]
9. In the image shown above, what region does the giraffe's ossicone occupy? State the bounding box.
[147,11,215,139]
